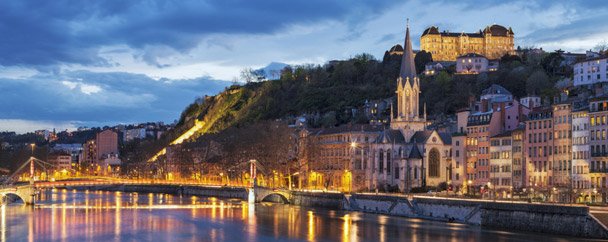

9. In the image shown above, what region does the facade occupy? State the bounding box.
[451,134,466,191]
[520,96,541,109]
[524,108,554,190]
[489,132,513,198]
[573,57,608,86]
[123,128,147,142]
[572,108,591,202]
[52,143,83,164]
[589,96,608,203]
[420,24,514,61]
[511,128,525,189]
[48,153,72,171]
[81,140,97,165]
[96,130,119,162]
[552,103,572,196]
[299,125,381,192]
[456,53,489,74]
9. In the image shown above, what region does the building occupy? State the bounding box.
[524,108,554,191]
[48,152,72,171]
[573,56,608,86]
[81,140,97,165]
[52,143,83,165]
[572,107,591,202]
[511,127,525,189]
[589,96,608,203]
[552,103,572,202]
[489,131,513,198]
[299,125,382,192]
[420,24,514,61]
[456,53,496,74]
[368,22,452,192]
[424,61,454,76]
[451,133,466,192]
[123,128,146,142]
[520,96,541,109]
[96,130,118,162]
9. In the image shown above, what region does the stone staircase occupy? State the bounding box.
[590,212,608,230]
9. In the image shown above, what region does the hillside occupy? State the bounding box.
[133,51,569,163]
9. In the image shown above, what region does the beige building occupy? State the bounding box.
[299,125,382,192]
[96,129,118,162]
[421,24,514,61]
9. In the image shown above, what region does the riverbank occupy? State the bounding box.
[58,183,608,239]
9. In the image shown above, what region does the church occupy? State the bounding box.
[367,21,452,192]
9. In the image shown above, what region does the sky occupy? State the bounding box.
[1,0,607,133]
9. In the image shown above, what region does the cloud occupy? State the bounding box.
[0,0,395,70]
[0,71,231,127]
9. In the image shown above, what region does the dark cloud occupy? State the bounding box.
[0,0,395,69]
[0,71,230,123]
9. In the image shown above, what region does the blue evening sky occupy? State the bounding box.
[0,0,606,133]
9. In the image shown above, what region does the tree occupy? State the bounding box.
[526,69,551,95]
[541,52,564,76]
[414,50,433,74]
[240,68,255,83]
[594,40,608,55]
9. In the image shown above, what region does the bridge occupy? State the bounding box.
[0,155,51,206]
[252,186,292,203]
[0,185,36,205]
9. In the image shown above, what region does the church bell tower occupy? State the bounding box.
[390,19,427,140]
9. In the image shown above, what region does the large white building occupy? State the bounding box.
[573,57,608,86]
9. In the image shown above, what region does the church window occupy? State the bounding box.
[429,148,441,177]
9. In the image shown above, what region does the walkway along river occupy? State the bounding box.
[1,187,603,242]
[12,183,600,240]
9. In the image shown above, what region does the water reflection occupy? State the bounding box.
[0,189,591,242]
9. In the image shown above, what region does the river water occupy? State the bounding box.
[0,189,594,241]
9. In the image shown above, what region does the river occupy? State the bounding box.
[0,189,594,241]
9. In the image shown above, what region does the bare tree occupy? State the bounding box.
[240,68,255,83]
[594,40,608,55]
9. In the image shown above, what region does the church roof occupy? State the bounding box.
[408,145,423,159]
[376,129,406,144]
[438,132,452,145]
[399,21,417,82]
[410,130,434,143]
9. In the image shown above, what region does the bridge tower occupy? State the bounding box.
[248,159,257,204]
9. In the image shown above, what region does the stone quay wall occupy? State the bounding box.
[345,194,608,239]
[59,184,608,239]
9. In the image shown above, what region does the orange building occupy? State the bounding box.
[420,24,514,61]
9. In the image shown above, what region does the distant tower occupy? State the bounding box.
[391,19,426,140]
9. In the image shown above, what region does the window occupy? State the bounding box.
[429,148,441,177]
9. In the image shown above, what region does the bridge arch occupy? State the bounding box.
[253,187,291,204]
[1,192,27,204]
[260,192,290,204]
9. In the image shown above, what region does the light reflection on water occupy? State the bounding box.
[0,189,591,242]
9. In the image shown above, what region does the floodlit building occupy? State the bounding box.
[420,24,514,61]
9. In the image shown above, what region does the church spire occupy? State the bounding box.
[400,18,417,82]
